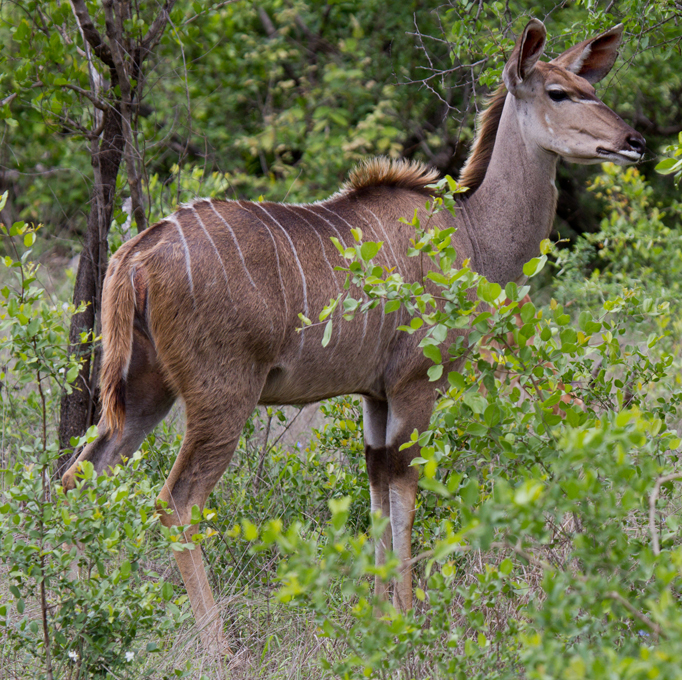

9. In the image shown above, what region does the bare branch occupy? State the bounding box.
[259,6,277,38]
[141,0,178,55]
[69,0,114,67]
[0,93,16,107]
[605,591,664,639]
[253,412,272,494]
[61,84,109,111]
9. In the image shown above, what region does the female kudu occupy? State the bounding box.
[63,19,645,652]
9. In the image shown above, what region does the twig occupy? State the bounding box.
[648,472,682,556]
[253,412,273,494]
[61,84,109,111]
[0,92,16,107]
[141,0,178,55]
[605,591,664,638]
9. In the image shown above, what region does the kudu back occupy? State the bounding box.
[63,19,644,653]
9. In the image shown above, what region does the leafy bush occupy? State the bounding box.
[553,163,682,313]
[4,164,682,680]
[0,210,187,678]
[252,171,682,679]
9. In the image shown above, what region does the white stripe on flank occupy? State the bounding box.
[281,205,339,292]
[167,215,195,301]
[242,205,289,320]
[207,200,258,289]
[317,205,355,248]
[191,207,233,301]
[301,205,347,249]
[361,206,400,269]
[281,205,344,352]
[255,204,309,317]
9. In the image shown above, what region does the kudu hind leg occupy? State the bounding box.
[157,387,264,655]
[62,330,175,489]
[363,398,392,601]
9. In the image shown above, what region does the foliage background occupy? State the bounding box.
[0,0,681,678]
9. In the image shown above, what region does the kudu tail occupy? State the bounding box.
[99,256,138,436]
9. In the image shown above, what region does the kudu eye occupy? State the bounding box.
[548,89,570,103]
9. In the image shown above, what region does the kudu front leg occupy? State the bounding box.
[363,398,392,602]
[385,388,435,612]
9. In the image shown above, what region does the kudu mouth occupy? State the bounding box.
[596,131,646,164]
[596,147,645,164]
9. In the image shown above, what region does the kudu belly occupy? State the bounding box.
[258,305,397,405]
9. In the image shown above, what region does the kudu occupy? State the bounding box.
[63,19,644,653]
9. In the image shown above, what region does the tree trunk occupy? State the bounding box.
[57,103,124,473]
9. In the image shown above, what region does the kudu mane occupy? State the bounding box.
[342,157,440,194]
[458,83,508,193]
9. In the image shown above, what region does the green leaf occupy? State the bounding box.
[330,236,344,254]
[463,391,487,414]
[423,345,442,364]
[523,255,547,278]
[459,478,479,506]
[477,281,502,303]
[162,582,174,601]
[322,320,333,347]
[360,241,380,261]
[242,519,259,541]
[499,558,513,575]
[419,476,450,497]
[328,496,351,516]
[427,364,443,381]
[448,371,467,390]
[483,404,501,427]
[655,157,681,174]
[432,324,448,342]
[520,302,535,323]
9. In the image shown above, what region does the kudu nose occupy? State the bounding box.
[626,132,646,155]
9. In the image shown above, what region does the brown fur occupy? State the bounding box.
[342,157,440,194]
[458,83,508,192]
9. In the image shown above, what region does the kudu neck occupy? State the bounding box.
[460,92,558,285]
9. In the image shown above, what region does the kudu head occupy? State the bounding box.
[502,19,645,165]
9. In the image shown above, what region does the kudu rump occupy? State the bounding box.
[63,20,644,651]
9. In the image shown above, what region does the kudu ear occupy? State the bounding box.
[550,24,623,83]
[503,19,547,95]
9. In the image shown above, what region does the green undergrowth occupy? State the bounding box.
[2,164,682,679]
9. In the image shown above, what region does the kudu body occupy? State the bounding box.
[63,20,644,653]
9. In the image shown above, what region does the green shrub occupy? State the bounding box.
[255,174,682,679]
